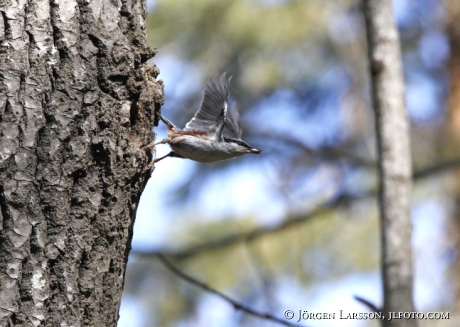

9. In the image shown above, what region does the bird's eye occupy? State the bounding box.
[225,138,250,148]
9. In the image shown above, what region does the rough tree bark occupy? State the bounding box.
[0,0,163,325]
[445,0,460,314]
[363,1,417,326]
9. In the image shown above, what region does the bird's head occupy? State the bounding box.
[225,138,261,155]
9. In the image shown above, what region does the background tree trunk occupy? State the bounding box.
[363,0,417,326]
[445,0,460,314]
[0,0,163,325]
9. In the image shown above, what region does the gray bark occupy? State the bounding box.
[363,1,417,326]
[0,0,163,325]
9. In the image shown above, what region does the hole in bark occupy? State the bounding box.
[130,102,139,126]
[20,293,32,302]
[101,190,112,206]
[72,169,87,183]
[43,205,52,218]
[154,102,161,127]
[43,112,56,124]
[109,259,115,273]
[97,121,109,130]
[81,250,90,266]
[0,184,9,225]
[51,66,60,93]
[10,313,18,324]
[4,99,12,115]
[82,289,92,298]
[30,226,42,254]
[76,127,85,136]
[107,233,115,244]
[108,75,128,84]
[30,242,41,254]
[91,143,110,167]
[19,73,25,94]
[26,30,34,44]
[71,197,85,206]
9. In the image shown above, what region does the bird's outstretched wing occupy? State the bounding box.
[185,73,232,135]
[222,102,242,139]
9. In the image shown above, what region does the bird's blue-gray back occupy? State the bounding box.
[185,73,230,133]
[184,73,243,140]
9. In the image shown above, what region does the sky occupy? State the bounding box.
[119,0,454,326]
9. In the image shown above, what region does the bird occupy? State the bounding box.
[143,72,261,165]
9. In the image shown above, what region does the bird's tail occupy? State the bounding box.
[159,114,178,131]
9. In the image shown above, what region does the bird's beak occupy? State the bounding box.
[250,148,261,154]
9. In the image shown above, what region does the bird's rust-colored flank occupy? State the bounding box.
[171,130,208,138]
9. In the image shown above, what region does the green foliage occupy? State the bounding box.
[147,0,345,88]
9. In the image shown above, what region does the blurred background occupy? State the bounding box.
[120,0,460,326]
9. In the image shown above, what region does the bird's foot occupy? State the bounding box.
[143,141,157,173]
[145,161,156,173]
[142,138,169,151]
[142,143,154,151]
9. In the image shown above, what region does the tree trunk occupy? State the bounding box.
[363,1,417,326]
[445,0,460,314]
[0,0,163,325]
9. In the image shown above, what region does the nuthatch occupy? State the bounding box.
[143,73,261,165]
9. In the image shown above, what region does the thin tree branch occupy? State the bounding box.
[262,130,460,179]
[157,254,307,327]
[132,157,460,260]
[413,157,460,179]
[134,198,352,260]
[256,131,376,168]
[354,295,381,313]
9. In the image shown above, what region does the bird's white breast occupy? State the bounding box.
[170,135,244,163]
